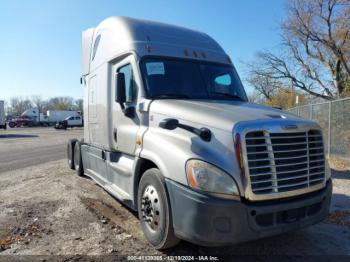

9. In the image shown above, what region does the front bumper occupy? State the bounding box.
[165,179,332,246]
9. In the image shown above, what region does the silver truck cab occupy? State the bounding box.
[67,16,332,249]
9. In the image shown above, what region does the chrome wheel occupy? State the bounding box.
[138,169,180,249]
[141,185,161,231]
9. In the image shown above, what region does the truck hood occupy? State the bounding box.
[149,99,301,131]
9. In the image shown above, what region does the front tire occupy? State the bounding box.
[137,168,180,250]
[74,141,84,176]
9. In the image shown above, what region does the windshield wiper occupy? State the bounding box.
[152,94,190,99]
[213,92,244,101]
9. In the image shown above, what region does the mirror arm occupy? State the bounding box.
[159,118,211,142]
[177,124,211,142]
[122,105,135,118]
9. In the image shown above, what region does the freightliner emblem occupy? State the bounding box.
[282,125,298,130]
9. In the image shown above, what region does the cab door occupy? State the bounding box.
[111,56,141,155]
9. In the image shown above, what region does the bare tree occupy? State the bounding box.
[47,97,75,110]
[247,90,268,104]
[31,95,48,121]
[74,99,83,113]
[31,95,45,111]
[246,74,286,100]
[5,96,82,116]
[246,0,350,100]
[8,97,33,116]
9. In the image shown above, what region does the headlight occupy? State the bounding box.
[186,159,240,197]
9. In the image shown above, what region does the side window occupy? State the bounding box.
[91,34,101,61]
[118,64,135,103]
[215,74,231,86]
[75,116,81,120]
[68,116,74,120]
[214,73,232,93]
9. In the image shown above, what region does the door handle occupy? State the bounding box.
[113,128,117,142]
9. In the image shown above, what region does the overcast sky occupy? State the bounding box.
[0,0,285,101]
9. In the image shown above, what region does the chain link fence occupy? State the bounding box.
[288,98,350,163]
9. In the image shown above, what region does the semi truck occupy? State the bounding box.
[9,109,80,127]
[0,100,6,129]
[67,17,332,249]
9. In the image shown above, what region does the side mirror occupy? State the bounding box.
[115,72,126,107]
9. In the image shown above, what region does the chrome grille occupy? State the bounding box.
[245,130,325,195]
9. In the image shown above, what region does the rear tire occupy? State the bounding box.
[67,139,77,169]
[74,141,84,176]
[137,168,180,250]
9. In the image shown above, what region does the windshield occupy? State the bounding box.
[141,58,247,101]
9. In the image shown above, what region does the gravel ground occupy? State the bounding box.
[0,128,349,260]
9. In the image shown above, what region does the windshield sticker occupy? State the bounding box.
[146,62,165,75]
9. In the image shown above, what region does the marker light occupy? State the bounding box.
[234,133,244,169]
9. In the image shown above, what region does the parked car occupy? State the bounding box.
[67,17,332,249]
